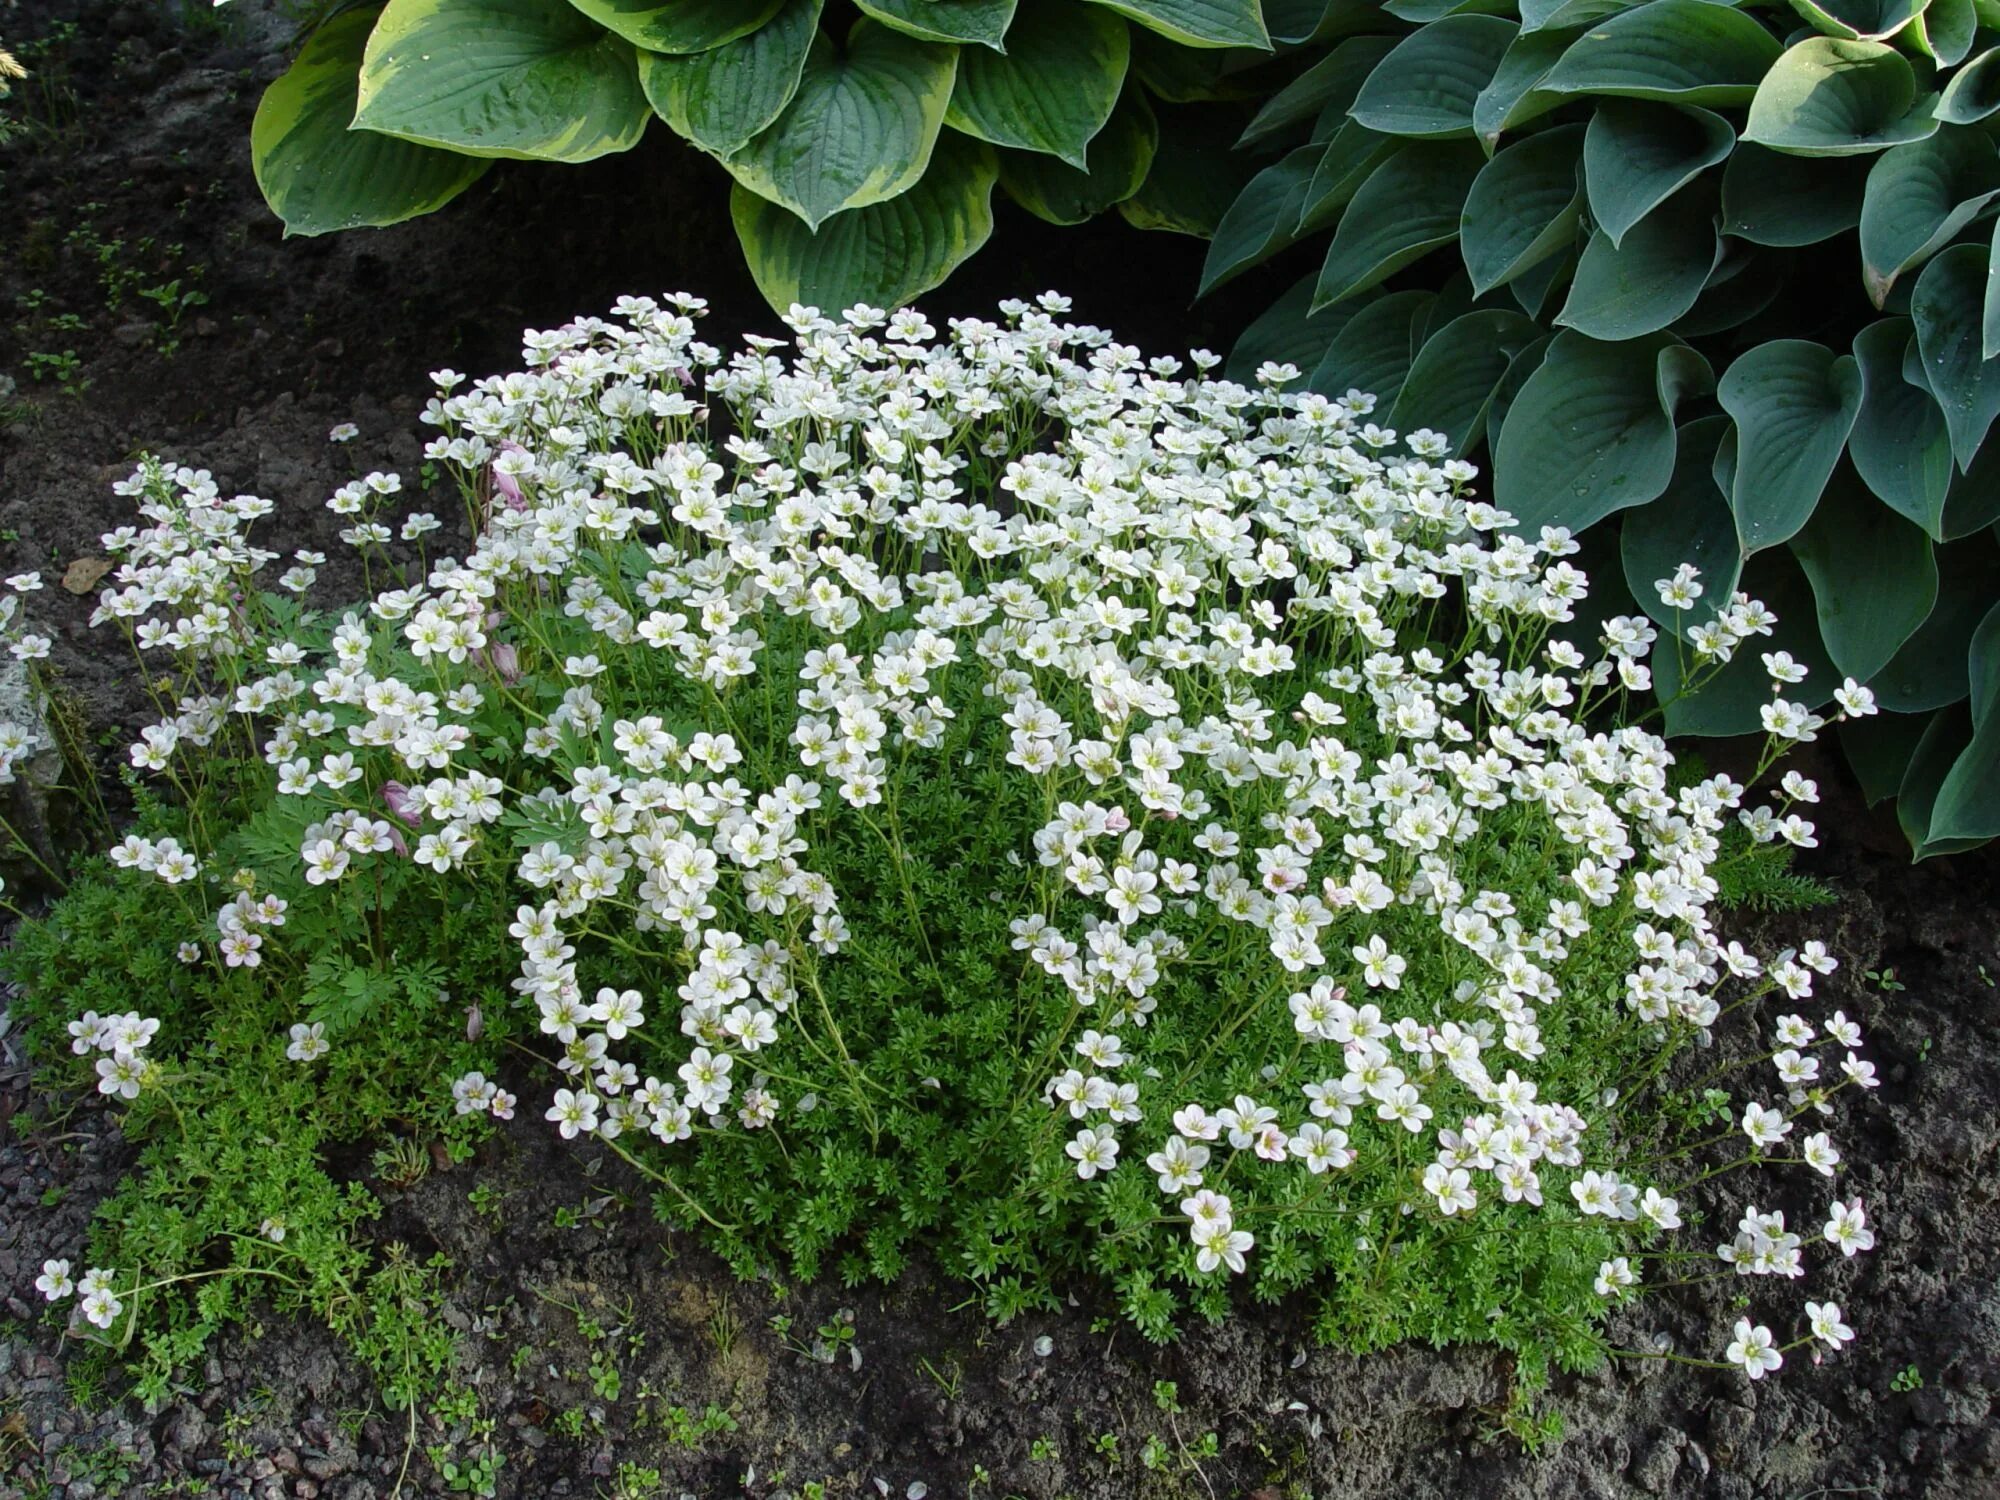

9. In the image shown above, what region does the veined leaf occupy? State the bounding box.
[1388,308,1541,455]
[1313,142,1484,308]
[1927,599,2000,845]
[1296,118,1398,235]
[1791,462,1938,679]
[1225,274,1376,383]
[1909,0,1976,68]
[1118,103,1256,233]
[1583,99,1733,247]
[637,0,821,158]
[1786,0,1925,42]
[1542,0,1782,107]
[1742,38,1940,157]
[1873,530,2000,712]
[1555,180,1720,340]
[946,0,1128,167]
[730,131,997,309]
[566,0,784,53]
[1936,45,2000,123]
[1200,144,1320,294]
[1307,289,1434,405]
[1910,241,2000,464]
[1619,415,1742,636]
[1492,328,1712,532]
[1849,317,1956,534]
[1473,27,1572,147]
[1238,34,1394,148]
[1717,339,1863,554]
[722,21,958,228]
[253,6,493,234]
[998,87,1155,224]
[1461,123,1584,294]
[1081,0,1270,48]
[855,0,1017,49]
[355,0,651,162]
[1348,15,1517,140]
[1858,128,2000,306]
[1721,144,1865,243]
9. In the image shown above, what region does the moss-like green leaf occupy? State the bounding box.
[355,0,651,162]
[730,131,997,310]
[637,0,821,158]
[723,20,959,228]
[945,0,1128,167]
[253,6,492,234]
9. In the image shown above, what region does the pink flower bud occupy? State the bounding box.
[380,782,422,827]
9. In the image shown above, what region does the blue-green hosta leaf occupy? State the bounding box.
[1926,599,2000,846]
[729,131,997,310]
[1678,244,1787,336]
[1908,0,1976,67]
[1910,241,2000,464]
[1786,0,1925,42]
[1461,123,1584,294]
[1307,289,1434,406]
[1898,705,1980,854]
[1542,0,1782,107]
[1655,547,1838,735]
[253,6,493,234]
[1791,463,1939,679]
[722,21,958,228]
[1118,103,1256,233]
[1849,317,1956,533]
[1388,308,1541,455]
[1225,275,1376,383]
[1297,119,1398,235]
[1239,34,1394,148]
[1521,0,1633,32]
[1721,144,1865,243]
[1555,182,1721,340]
[1619,415,1741,637]
[946,0,1127,167]
[566,0,783,53]
[636,0,821,158]
[1313,142,1485,308]
[854,0,1017,49]
[1492,329,1713,532]
[1936,45,2000,124]
[1840,709,1933,805]
[1201,144,1320,295]
[355,0,651,162]
[1126,24,1262,101]
[1583,99,1733,247]
[1742,38,1940,157]
[1872,530,2000,712]
[1987,215,2000,359]
[1348,15,1517,140]
[1473,27,1572,147]
[1081,0,1270,48]
[998,87,1155,224]
[1858,128,2000,305]
[1717,338,1863,554]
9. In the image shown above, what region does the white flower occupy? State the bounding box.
[285,1021,330,1062]
[1066,1125,1119,1180]
[1824,1198,1875,1257]
[1725,1318,1782,1379]
[35,1259,74,1301]
[1805,1300,1853,1349]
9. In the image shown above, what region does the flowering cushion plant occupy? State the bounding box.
[4,293,1882,1400]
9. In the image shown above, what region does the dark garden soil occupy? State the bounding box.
[1,3,1998,1496]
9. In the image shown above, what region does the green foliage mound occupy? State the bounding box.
[1,295,1879,1414]
[247,0,1288,310]
[1214,0,2000,855]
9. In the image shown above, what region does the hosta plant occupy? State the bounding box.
[1210,0,2000,855]
[7,295,1880,1411]
[245,0,1298,311]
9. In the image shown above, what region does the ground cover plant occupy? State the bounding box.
[1206,0,2000,859]
[1,293,1886,1438]
[243,0,1296,310]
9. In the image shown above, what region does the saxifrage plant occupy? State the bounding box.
[4,292,1880,1412]
[1209,0,2000,856]
[245,0,1299,310]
